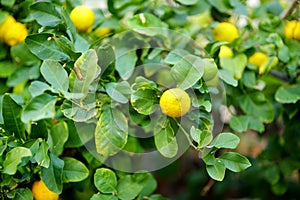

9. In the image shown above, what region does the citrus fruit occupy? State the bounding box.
[3,22,27,46]
[32,180,59,200]
[219,45,233,58]
[203,58,218,81]
[248,52,268,67]
[213,22,239,42]
[159,88,191,118]
[94,27,111,37]
[0,15,16,42]
[284,20,300,40]
[70,6,95,32]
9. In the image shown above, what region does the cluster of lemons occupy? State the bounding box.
[0,15,27,46]
[70,5,111,37]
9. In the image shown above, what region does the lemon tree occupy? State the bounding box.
[1,0,300,199]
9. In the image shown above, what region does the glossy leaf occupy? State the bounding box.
[21,93,57,123]
[154,118,178,158]
[210,132,240,149]
[14,188,33,200]
[62,157,89,183]
[219,152,251,172]
[41,154,64,194]
[275,84,300,104]
[2,147,32,175]
[106,81,131,104]
[94,168,117,193]
[115,51,137,80]
[25,33,70,61]
[117,175,143,200]
[33,141,50,168]
[206,161,226,181]
[2,94,25,139]
[170,54,204,90]
[40,60,69,93]
[30,2,61,26]
[49,121,68,156]
[91,194,118,200]
[229,115,249,133]
[131,88,160,115]
[95,105,128,156]
[190,126,213,148]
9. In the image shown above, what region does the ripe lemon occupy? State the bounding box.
[94,27,111,37]
[159,88,191,118]
[0,15,16,42]
[70,6,95,32]
[248,52,268,67]
[203,58,218,81]
[213,22,239,42]
[219,45,233,58]
[284,20,300,40]
[3,22,27,46]
[32,180,59,200]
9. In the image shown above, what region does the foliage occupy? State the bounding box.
[0,0,299,199]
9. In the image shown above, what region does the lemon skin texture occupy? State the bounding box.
[3,22,27,46]
[70,6,95,32]
[0,15,16,42]
[219,45,233,58]
[203,58,218,81]
[159,88,191,118]
[32,180,59,200]
[95,27,111,37]
[284,20,300,41]
[213,22,239,42]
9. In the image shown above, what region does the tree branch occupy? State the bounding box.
[280,0,299,19]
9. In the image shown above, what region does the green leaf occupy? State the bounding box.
[275,84,300,104]
[29,81,52,97]
[138,172,157,197]
[25,33,70,61]
[0,61,16,78]
[220,54,247,80]
[95,105,128,156]
[164,49,190,65]
[106,81,132,104]
[40,60,69,93]
[62,157,89,183]
[117,175,144,200]
[94,168,117,193]
[1,0,15,7]
[242,71,256,88]
[131,88,160,115]
[33,141,50,168]
[238,93,274,123]
[218,69,238,87]
[91,194,118,200]
[21,93,57,123]
[206,161,226,181]
[72,49,101,97]
[170,54,204,90]
[126,13,167,36]
[219,152,251,172]
[115,51,137,80]
[2,147,32,175]
[41,154,64,194]
[11,42,40,67]
[210,132,240,149]
[154,117,178,158]
[2,94,25,139]
[30,2,61,26]
[176,0,198,5]
[264,165,280,185]
[248,116,265,133]
[190,126,213,148]
[7,64,40,87]
[229,115,249,133]
[14,188,33,200]
[49,121,68,156]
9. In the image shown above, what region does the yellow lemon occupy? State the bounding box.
[0,15,16,42]
[94,27,111,37]
[213,22,239,42]
[3,22,27,46]
[219,45,233,58]
[203,58,218,81]
[249,52,269,74]
[70,6,95,32]
[284,20,300,40]
[159,88,191,118]
[32,180,59,200]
